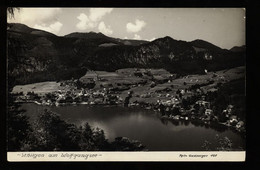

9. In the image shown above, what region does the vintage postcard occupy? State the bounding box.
[6,7,246,162]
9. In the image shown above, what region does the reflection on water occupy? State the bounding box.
[163,118,229,132]
[22,103,245,151]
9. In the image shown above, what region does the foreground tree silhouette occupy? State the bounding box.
[7,7,20,19]
[22,109,144,151]
[7,7,33,151]
[7,91,32,151]
[79,122,109,151]
[24,109,81,151]
[201,134,243,151]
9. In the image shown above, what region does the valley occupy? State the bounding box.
[7,21,246,152]
[12,66,246,134]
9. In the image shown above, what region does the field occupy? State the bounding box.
[12,66,245,105]
[13,81,66,95]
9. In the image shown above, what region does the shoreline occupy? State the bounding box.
[12,66,245,137]
[18,100,246,136]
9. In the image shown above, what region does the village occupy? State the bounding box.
[12,66,246,134]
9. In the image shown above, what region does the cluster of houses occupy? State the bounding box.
[143,94,245,132]
[15,88,124,106]
[13,70,245,133]
[151,96,214,121]
[220,105,245,132]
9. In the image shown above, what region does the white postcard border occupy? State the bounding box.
[7,151,245,162]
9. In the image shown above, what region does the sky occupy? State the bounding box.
[7,8,245,49]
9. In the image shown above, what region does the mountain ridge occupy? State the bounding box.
[7,23,245,85]
[7,23,57,37]
[230,45,246,52]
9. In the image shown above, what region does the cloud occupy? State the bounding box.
[13,8,62,25]
[133,34,141,40]
[98,21,113,35]
[34,21,63,34]
[126,19,146,33]
[89,8,113,22]
[76,13,95,30]
[76,8,113,31]
[7,8,63,35]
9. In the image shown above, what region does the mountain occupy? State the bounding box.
[190,39,224,52]
[7,23,245,85]
[115,38,149,46]
[65,32,148,46]
[230,45,246,53]
[65,32,109,39]
[7,23,56,37]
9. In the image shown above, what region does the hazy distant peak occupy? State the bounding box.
[64,31,108,39]
[7,23,56,37]
[191,39,222,51]
[230,45,246,52]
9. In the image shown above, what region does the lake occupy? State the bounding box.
[22,103,245,151]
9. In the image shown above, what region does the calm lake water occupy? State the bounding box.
[22,103,245,151]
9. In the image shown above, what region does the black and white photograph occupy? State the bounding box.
[6,7,246,161]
